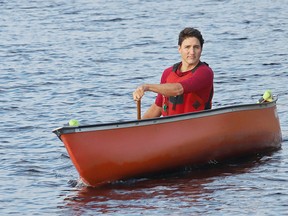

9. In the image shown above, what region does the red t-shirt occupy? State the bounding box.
[155,62,214,107]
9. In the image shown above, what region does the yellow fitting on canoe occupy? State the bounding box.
[258,90,273,103]
[263,90,273,102]
[69,119,80,127]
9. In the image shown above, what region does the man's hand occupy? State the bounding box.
[133,85,148,101]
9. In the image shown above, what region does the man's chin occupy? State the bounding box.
[187,60,198,65]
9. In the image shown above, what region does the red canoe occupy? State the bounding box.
[53,100,282,187]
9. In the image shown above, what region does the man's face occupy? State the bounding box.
[178,37,202,68]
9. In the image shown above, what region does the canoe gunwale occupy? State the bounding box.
[53,99,278,137]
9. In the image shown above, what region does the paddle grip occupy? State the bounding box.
[137,100,141,120]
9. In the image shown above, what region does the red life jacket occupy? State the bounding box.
[162,62,213,116]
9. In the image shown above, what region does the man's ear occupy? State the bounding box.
[178,45,181,53]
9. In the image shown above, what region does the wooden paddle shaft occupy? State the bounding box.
[137,100,141,120]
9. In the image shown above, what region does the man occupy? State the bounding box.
[133,27,214,119]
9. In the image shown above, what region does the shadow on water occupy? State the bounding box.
[58,149,281,214]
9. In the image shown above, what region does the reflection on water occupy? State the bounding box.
[61,152,279,215]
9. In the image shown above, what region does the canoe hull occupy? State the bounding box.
[54,101,282,187]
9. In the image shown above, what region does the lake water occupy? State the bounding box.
[1,0,288,215]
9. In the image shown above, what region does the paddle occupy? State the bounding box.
[137,100,141,120]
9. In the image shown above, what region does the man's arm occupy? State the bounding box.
[133,83,183,101]
[142,103,162,119]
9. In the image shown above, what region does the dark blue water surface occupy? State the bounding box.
[1,0,287,215]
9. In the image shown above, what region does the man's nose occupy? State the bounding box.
[189,48,195,54]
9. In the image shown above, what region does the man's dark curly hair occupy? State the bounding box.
[178,27,204,48]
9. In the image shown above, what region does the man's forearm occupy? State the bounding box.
[144,83,183,97]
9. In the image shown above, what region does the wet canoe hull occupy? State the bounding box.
[53,101,282,187]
